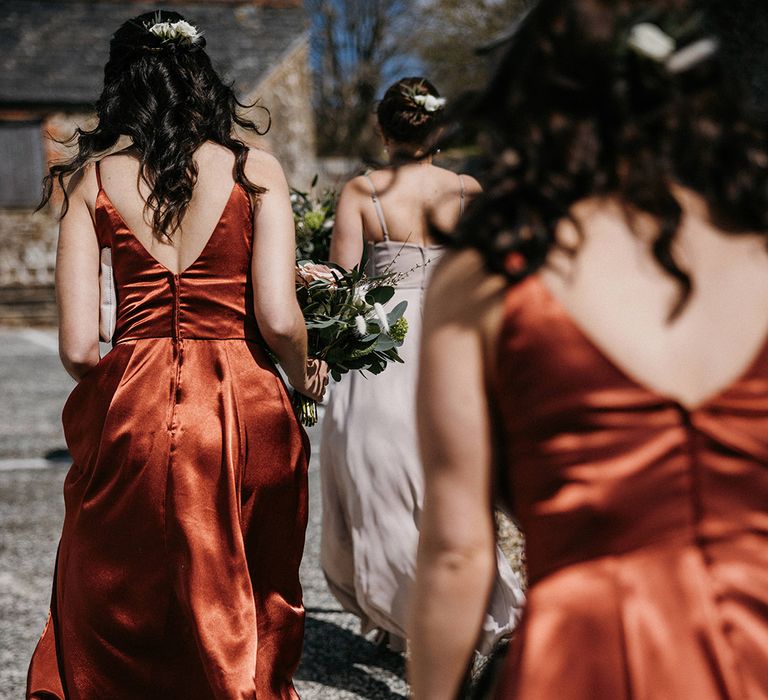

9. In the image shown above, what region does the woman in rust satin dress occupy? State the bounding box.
[27,11,326,699]
[410,1,768,699]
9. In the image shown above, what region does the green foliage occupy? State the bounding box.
[389,317,408,344]
[292,175,338,261]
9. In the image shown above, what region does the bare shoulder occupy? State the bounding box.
[430,165,481,192]
[426,248,507,328]
[245,147,287,188]
[60,161,99,215]
[340,174,374,199]
[68,161,97,195]
[335,173,377,212]
[99,147,139,170]
[458,173,482,195]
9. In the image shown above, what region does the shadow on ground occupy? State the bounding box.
[296,614,406,699]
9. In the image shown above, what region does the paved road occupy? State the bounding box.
[0,327,407,699]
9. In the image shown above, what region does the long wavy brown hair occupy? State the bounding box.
[40,10,269,240]
[451,0,768,317]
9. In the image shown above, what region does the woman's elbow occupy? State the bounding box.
[418,517,496,573]
[257,311,304,345]
[60,343,99,381]
[420,537,494,570]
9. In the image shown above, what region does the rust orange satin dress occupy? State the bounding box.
[494,276,768,699]
[27,172,309,699]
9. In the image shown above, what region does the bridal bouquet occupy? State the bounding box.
[293,261,409,426]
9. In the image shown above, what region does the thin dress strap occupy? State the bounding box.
[95,160,103,191]
[364,173,390,241]
[458,173,466,217]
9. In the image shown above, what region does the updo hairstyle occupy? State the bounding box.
[376,77,444,146]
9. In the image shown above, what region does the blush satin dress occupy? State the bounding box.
[493,276,768,699]
[320,175,525,652]
[27,164,309,700]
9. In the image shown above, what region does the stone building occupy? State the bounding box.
[0,0,316,324]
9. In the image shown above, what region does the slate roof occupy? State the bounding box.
[0,1,307,106]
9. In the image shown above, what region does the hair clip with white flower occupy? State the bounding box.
[627,22,718,74]
[146,17,203,46]
[412,94,446,113]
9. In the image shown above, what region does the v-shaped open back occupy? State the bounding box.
[532,275,768,412]
[92,159,258,344]
[94,161,245,276]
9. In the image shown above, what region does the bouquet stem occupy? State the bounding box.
[293,393,318,427]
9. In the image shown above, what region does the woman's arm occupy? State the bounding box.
[56,167,101,381]
[329,178,365,270]
[410,250,507,700]
[249,151,327,401]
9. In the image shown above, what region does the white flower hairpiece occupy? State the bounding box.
[628,23,676,62]
[412,93,447,113]
[627,22,718,74]
[666,37,719,74]
[147,19,202,44]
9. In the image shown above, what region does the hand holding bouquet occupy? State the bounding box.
[292,261,409,426]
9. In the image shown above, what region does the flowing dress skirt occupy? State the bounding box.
[27,338,308,699]
[320,276,524,652]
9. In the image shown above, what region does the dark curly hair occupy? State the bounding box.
[376,77,444,148]
[453,0,768,317]
[41,10,269,240]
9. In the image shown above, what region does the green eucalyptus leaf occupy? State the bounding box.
[386,300,408,324]
[365,286,396,305]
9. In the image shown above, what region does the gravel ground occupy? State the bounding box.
[0,327,525,699]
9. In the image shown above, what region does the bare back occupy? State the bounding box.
[535,187,768,410]
[94,142,242,275]
[330,162,481,270]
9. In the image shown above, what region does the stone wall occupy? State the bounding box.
[0,111,93,324]
[0,209,58,325]
[243,38,318,190]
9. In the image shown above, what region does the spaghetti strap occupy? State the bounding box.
[364,173,390,241]
[458,174,466,217]
[95,160,103,191]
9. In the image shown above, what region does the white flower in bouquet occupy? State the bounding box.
[373,303,390,333]
[291,261,409,426]
[353,283,370,304]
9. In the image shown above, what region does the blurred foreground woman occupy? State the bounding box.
[27,11,325,699]
[411,1,768,698]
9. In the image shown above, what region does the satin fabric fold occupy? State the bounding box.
[494,276,768,699]
[27,182,308,699]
